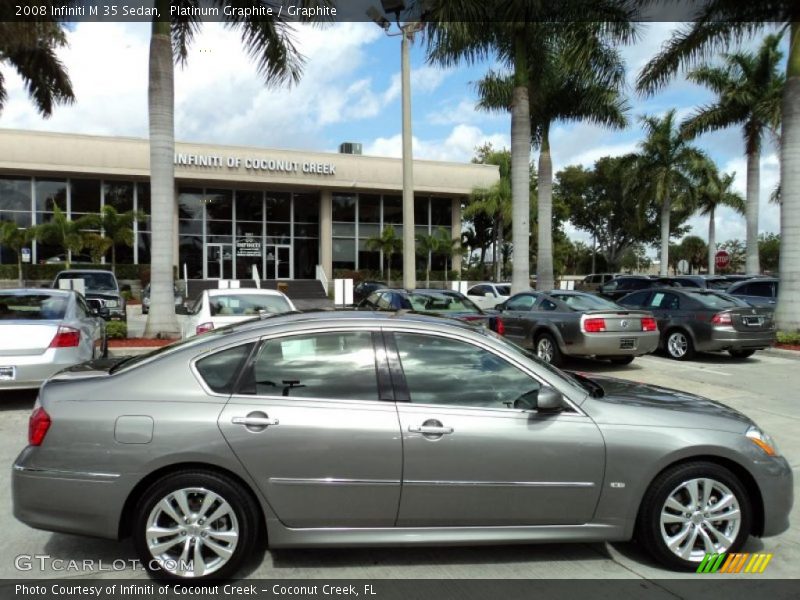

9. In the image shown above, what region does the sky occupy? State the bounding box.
[0,20,785,254]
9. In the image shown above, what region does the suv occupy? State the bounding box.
[52,270,126,322]
[576,273,618,292]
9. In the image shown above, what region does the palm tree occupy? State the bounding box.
[0,222,35,285]
[35,206,92,268]
[693,162,746,274]
[464,178,511,283]
[475,34,630,291]
[681,34,784,275]
[366,225,403,286]
[415,232,439,288]
[635,2,798,330]
[82,205,146,273]
[0,16,74,117]
[629,111,706,276]
[433,226,460,284]
[83,232,113,266]
[144,0,316,338]
[425,1,638,295]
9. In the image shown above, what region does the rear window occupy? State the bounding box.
[209,294,291,316]
[195,343,255,394]
[692,292,748,309]
[54,271,117,291]
[407,293,480,313]
[551,293,620,311]
[0,294,67,320]
[496,285,511,296]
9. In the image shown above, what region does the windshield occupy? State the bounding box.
[209,294,292,316]
[692,292,749,309]
[705,279,731,290]
[550,293,620,311]
[496,285,511,296]
[54,271,117,291]
[0,293,67,320]
[407,292,481,313]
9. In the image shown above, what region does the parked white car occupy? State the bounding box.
[466,282,512,309]
[181,288,296,339]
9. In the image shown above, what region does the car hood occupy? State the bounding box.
[579,374,752,433]
[85,291,122,300]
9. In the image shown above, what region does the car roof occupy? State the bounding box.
[206,288,286,297]
[54,269,116,276]
[729,277,778,288]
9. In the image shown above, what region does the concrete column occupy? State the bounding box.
[320,189,333,280]
[451,197,462,274]
[173,184,179,275]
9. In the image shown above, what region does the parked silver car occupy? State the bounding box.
[12,312,791,580]
[0,289,106,390]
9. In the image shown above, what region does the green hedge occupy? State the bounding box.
[105,321,128,339]
[0,263,173,283]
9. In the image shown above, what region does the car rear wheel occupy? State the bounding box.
[729,349,755,359]
[608,356,635,365]
[665,330,694,361]
[637,461,751,571]
[535,333,563,367]
[133,470,259,580]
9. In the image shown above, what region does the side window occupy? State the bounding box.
[376,293,393,310]
[750,283,771,297]
[394,333,540,409]
[629,279,650,290]
[538,299,558,311]
[247,332,378,401]
[649,292,679,310]
[467,285,481,295]
[618,291,650,307]
[734,284,752,296]
[74,295,87,318]
[195,343,255,394]
[506,294,537,311]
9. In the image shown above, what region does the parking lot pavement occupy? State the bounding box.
[0,350,797,581]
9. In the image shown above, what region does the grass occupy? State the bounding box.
[777,331,800,346]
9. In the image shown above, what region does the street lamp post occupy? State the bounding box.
[368,1,422,290]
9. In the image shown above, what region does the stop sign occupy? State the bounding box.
[715,250,731,269]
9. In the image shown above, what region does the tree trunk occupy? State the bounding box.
[426,250,431,288]
[17,254,23,286]
[776,21,800,332]
[111,244,116,275]
[659,195,671,276]
[510,31,531,294]
[387,253,391,287]
[143,7,181,338]
[537,127,554,291]
[707,206,716,275]
[495,216,503,283]
[745,147,761,275]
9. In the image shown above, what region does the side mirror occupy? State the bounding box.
[496,302,506,311]
[514,386,564,412]
[175,305,190,316]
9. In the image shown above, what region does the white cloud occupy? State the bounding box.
[364,124,508,162]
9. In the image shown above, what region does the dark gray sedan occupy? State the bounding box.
[12,312,791,580]
[616,288,776,360]
[496,291,659,366]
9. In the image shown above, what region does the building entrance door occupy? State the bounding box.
[206,243,233,279]
[265,244,292,279]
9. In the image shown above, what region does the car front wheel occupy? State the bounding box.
[133,470,260,580]
[637,461,751,571]
[665,330,695,361]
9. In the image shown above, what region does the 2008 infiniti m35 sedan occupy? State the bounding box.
[12,312,792,580]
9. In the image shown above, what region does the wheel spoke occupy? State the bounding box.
[665,496,689,513]
[661,511,688,524]
[709,507,740,521]
[173,490,192,520]
[205,502,232,525]
[707,493,734,514]
[193,539,207,577]
[680,526,700,559]
[203,537,234,560]
[198,491,218,519]
[147,525,181,538]
[705,522,734,548]
[178,537,192,565]
[700,479,713,508]
[158,498,183,524]
[698,527,717,554]
[206,529,238,542]
[667,524,692,551]
[685,480,700,508]
[149,534,184,555]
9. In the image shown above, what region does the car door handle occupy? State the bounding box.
[408,425,453,435]
[232,416,279,427]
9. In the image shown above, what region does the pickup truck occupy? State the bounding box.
[52,269,126,322]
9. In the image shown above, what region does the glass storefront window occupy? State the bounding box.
[359,194,380,223]
[0,177,32,212]
[236,190,263,222]
[179,235,203,280]
[293,238,319,279]
[137,232,151,265]
[431,197,452,226]
[332,223,355,237]
[383,195,402,224]
[267,222,291,241]
[205,189,232,220]
[332,194,356,222]
[0,211,32,228]
[294,223,318,238]
[358,239,380,272]
[179,219,202,235]
[35,180,67,219]
[71,179,101,214]
[333,238,355,270]
[207,220,233,236]
[104,181,133,212]
[178,188,204,220]
[236,221,262,236]
[293,192,319,223]
[358,223,380,239]
[266,192,290,221]
[415,195,429,227]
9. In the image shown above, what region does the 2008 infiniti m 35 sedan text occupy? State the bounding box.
[12,312,792,580]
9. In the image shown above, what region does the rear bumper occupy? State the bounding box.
[566,331,660,357]
[697,328,776,352]
[0,350,83,390]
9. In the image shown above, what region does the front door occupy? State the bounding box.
[387,330,604,527]
[501,293,539,344]
[206,243,232,279]
[218,330,402,528]
[264,245,292,279]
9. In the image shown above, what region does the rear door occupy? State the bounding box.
[217,328,403,528]
[645,291,687,334]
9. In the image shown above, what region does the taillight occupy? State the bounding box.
[711,312,732,326]
[583,318,606,333]
[49,326,80,348]
[196,322,214,335]
[641,317,657,332]
[490,317,506,335]
[29,407,51,446]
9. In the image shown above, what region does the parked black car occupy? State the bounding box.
[726,277,779,307]
[671,275,730,290]
[357,288,494,327]
[52,270,126,322]
[616,287,775,360]
[598,276,678,302]
[353,280,387,304]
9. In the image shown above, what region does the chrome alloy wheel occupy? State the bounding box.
[667,332,689,358]
[145,487,239,578]
[536,337,554,363]
[659,478,741,562]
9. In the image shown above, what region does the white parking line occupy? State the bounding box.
[637,356,731,377]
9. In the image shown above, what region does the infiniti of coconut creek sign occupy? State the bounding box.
[174,153,337,175]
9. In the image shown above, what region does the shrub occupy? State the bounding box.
[777,331,800,346]
[105,321,127,339]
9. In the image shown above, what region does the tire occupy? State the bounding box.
[637,461,751,571]
[665,329,695,361]
[133,470,260,581]
[142,307,149,315]
[609,356,635,365]
[534,332,563,367]
[729,349,755,359]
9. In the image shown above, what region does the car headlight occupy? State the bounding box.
[105,300,119,308]
[746,426,780,457]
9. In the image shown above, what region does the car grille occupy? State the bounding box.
[619,338,636,350]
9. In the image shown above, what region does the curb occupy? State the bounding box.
[762,346,800,360]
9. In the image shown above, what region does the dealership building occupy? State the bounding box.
[0,129,498,282]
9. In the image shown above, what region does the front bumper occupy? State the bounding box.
[12,447,127,539]
[565,331,660,358]
[753,454,793,537]
[698,328,776,352]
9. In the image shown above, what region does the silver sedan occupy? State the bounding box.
[0,289,106,390]
[12,312,792,580]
